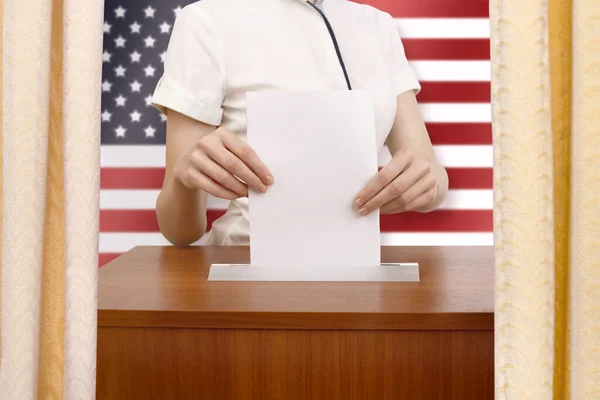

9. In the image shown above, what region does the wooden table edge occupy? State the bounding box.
[97,309,493,331]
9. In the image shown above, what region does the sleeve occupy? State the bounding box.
[378,11,421,96]
[151,5,226,126]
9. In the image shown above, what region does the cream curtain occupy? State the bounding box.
[0,0,103,398]
[491,0,599,398]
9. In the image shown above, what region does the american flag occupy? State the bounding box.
[99,0,492,266]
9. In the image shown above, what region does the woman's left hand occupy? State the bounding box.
[353,148,438,216]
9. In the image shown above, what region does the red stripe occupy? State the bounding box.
[101,167,164,189]
[100,209,159,232]
[351,0,489,17]
[403,39,490,60]
[425,123,492,144]
[447,168,492,189]
[99,253,121,267]
[380,210,492,232]
[100,209,227,232]
[375,166,493,188]
[100,166,492,190]
[418,82,490,103]
[100,209,491,233]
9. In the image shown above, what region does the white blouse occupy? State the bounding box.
[152,0,421,245]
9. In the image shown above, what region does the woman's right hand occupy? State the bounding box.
[175,127,274,200]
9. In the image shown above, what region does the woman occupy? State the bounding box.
[151,0,449,246]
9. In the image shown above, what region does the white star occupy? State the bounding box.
[130,110,142,122]
[114,65,126,77]
[144,125,156,137]
[115,6,126,18]
[160,51,167,63]
[144,36,156,48]
[130,51,142,63]
[130,21,142,34]
[145,95,153,106]
[115,95,127,107]
[103,22,112,34]
[114,36,126,48]
[160,113,167,122]
[101,110,112,122]
[159,22,171,34]
[130,80,142,92]
[101,80,112,92]
[144,6,156,18]
[174,6,183,17]
[115,125,126,137]
[102,51,112,62]
[144,65,156,77]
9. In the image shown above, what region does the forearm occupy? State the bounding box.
[155,174,208,246]
[387,92,449,213]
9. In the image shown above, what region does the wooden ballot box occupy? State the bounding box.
[97,246,494,400]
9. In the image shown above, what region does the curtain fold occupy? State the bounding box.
[548,0,572,397]
[1,1,55,397]
[61,0,103,396]
[0,0,103,399]
[570,0,600,397]
[491,0,599,398]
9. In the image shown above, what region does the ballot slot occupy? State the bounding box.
[207,263,420,282]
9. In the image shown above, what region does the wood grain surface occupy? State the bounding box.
[98,246,494,330]
[97,246,494,400]
[97,327,493,400]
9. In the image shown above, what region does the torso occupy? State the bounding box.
[196,0,402,245]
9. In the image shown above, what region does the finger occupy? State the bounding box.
[404,187,437,211]
[184,167,240,200]
[386,186,437,214]
[189,152,249,197]
[380,174,436,214]
[220,130,274,186]
[354,155,410,209]
[358,164,425,216]
[201,141,268,194]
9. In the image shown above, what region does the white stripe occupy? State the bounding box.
[100,190,229,210]
[439,190,492,209]
[395,18,490,39]
[420,103,491,123]
[101,145,166,167]
[100,233,182,252]
[436,145,493,167]
[99,232,493,253]
[410,61,491,81]
[101,144,493,168]
[100,189,492,210]
[378,145,493,168]
[379,232,493,246]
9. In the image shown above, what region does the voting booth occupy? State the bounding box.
[97,246,494,399]
[96,93,493,398]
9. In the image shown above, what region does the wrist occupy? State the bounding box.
[172,154,197,192]
[414,163,448,213]
[156,164,208,245]
[170,172,204,206]
[161,158,203,207]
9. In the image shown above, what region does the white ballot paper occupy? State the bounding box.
[246,90,381,268]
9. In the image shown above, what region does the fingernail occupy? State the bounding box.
[358,208,368,216]
[259,184,268,193]
[354,198,363,208]
[265,175,274,185]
